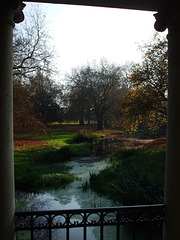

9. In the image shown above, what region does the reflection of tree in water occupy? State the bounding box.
[15,161,114,239]
[96,136,152,156]
[16,192,53,211]
[50,187,79,206]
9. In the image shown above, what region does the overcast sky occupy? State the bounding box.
[23,2,166,81]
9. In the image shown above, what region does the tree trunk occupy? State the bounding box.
[104,119,112,129]
[79,114,84,125]
[97,117,104,130]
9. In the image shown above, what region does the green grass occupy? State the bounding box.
[14,131,74,190]
[14,147,75,191]
[15,132,75,150]
[14,130,96,191]
[89,147,165,205]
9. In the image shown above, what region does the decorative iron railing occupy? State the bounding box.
[15,204,165,240]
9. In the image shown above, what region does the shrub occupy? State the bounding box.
[34,144,91,164]
[72,130,100,145]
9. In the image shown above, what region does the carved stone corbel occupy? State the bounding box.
[13,1,26,24]
[154,1,180,33]
[154,10,167,32]
[0,0,26,27]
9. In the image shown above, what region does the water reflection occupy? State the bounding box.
[16,159,114,211]
[16,157,163,240]
[16,158,115,239]
[15,192,54,211]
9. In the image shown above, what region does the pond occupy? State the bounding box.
[16,157,114,211]
[16,156,162,240]
[16,157,121,240]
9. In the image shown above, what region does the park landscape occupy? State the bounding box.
[15,123,166,209]
[14,7,167,239]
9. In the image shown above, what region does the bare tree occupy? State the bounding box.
[65,60,127,129]
[87,61,127,129]
[28,72,64,124]
[13,7,60,132]
[13,6,55,81]
[65,67,93,125]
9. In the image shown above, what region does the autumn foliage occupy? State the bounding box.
[118,34,168,133]
[13,81,46,133]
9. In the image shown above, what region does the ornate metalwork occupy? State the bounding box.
[15,204,165,239]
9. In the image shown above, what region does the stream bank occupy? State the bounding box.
[15,145,163,239]
[15,129,161,239]
[16,157,118,240]
[17,157,161,240]
[16,157,114,211]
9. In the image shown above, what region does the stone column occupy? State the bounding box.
[154,2,180,240]
[0,1,25,239]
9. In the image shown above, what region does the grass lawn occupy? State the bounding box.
[14,126,104,191]
[14,130,77,191]
[14,125,164,192]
